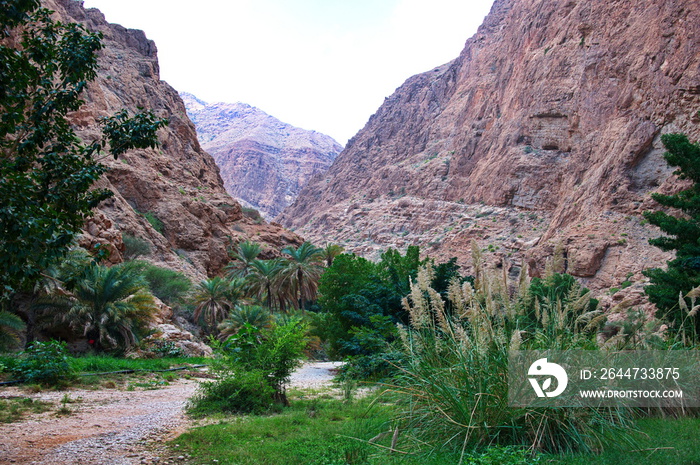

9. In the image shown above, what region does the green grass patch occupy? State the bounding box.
[68,355,208,373]
[174,395,540,465]
[0,398,52,423]
[547,417,700,464]
[173,395,700,465]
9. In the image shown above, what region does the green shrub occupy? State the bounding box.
[188,369,276,416]
[11,340,75,385]
[136,261,192,306]
[122,234,151,259]
[223,319,308,402]
[241,206,263,224]
[143,211,164,234]
[194,319,308,410]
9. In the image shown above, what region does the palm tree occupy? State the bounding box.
[217,304,272,341]
[281,242,324,310]
[225,240,262,278]
[39,262,157,351]
[245,259,287,312]
[321,243,344,268]
[0,310,26,350]
[191,277,245,333]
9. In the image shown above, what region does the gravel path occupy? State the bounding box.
[0,362,342,465]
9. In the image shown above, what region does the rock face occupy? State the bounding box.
[279,0,700,292]
[42,0,302,281]
[181,93,343,219]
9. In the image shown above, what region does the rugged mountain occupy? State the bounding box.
[180,93,343,219]
[44,0,302,280]
[280,0,700,293]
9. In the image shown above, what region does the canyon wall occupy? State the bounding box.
[280,0,700,293]
[46,0,301,280]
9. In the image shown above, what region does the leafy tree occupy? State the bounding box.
[38,262,157,351]
[643,132,700,337]
[0,1,167,300]
[225,240,262,278]
[281,242,323,310]
[315,248,425,358]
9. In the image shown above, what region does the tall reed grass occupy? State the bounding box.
[389,243,633,457]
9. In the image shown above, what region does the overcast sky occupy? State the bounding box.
[82,0,495,144]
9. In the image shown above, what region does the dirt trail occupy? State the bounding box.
[0,361,342,465]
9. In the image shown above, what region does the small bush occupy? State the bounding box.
[122,234,151,259]
[137,262,192,306]
[193,319,308,412]
[143,211,164,234]
[11,340,75,386]
[188,369,276,415]
[241,206,264,224]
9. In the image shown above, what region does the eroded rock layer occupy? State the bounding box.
[279,0,700,293]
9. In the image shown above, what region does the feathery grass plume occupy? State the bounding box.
[470,240,483,290]
[551,241,566,274]
[390,253,630,455]
[447,278,465,314]
[404,272,429,329]
[678,287,700,344]
[517,263,530,301]
[428,287,450,335]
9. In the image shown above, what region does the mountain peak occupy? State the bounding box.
[181,92,343,219]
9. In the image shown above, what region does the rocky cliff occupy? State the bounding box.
[279,0,700,293]
[180,93,342,219]
[45,0,302,280]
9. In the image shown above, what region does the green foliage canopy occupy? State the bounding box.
[315,246,429,357]
[0,1,167,299]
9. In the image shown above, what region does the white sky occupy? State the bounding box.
[82,0,495,144]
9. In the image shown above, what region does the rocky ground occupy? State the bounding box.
[0,362,342,465]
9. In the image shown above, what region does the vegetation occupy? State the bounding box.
[0,0,167,300]
[321,243,345,267]
[313,246,466,377]
[173,399,699,465]
[121,234,152,259]
[136,261,192,307]
[37,262,158,351]
[217,304,272,341]
[8,340,75,385]
[0,397,52,423]
[225,240,262,278]
[189,318,307,414]
[190,276,244,334]
[643,132,700,341]
[0,310,26,350]
[244,258,288,311]
[281,242,324,310]
[392,249,621,454]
